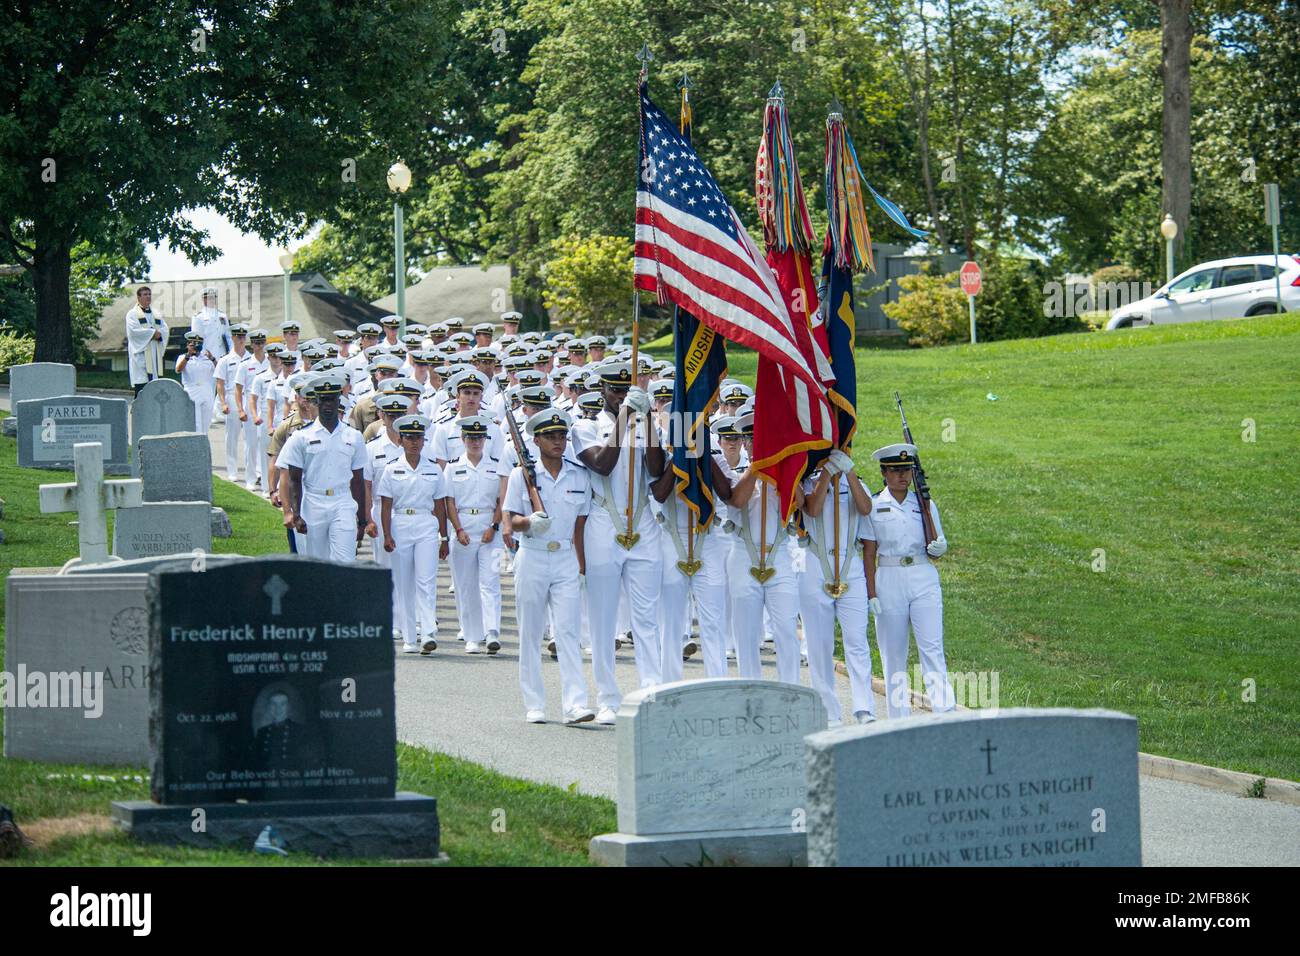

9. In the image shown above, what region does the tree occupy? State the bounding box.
[0,1,457,361]
[541,235,632,335]
[1159,0,1193,263]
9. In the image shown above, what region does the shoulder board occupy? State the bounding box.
[488,455,499,462]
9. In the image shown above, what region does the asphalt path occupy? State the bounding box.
[6,389,1298,866]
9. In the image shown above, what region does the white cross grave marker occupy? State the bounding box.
[39,441,143,567]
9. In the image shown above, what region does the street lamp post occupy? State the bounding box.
[278,250,295,330]
[1160,214,1179,286]
[387,161,412,337]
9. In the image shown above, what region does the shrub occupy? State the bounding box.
[978,255,1086,341]
[882,264,968,347]
[0,331,36,372]
[541,234,633,336]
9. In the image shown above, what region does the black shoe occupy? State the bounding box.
[0,805,32,858]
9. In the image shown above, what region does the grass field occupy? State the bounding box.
[650,315,1300,780]
[0,433,613,865]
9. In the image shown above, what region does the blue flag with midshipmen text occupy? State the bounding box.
[669,83,728,530]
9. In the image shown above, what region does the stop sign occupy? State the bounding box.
[960,261,982,296]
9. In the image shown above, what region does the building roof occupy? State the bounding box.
[370,264,514,328]
[91,273,391,354]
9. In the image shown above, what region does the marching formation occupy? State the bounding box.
[130,297,954,729]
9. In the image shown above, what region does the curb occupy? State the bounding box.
[834,659,1300,806]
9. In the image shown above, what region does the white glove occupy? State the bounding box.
[624,386,652,416]
[926,536,948,558]
[524,512,551,537]
[827,450,855,475]
[868,597,883,616]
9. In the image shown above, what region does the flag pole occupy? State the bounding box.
[625,290,639,547]
[679,70,696,571]
[832,471,842,592]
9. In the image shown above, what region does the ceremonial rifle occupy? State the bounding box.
[504,408,546,515]
[894,392,938,545]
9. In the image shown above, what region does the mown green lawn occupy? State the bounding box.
[654,315,1299,780]
[0,429,613,865]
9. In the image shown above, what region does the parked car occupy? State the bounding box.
[1105,254,1300,330]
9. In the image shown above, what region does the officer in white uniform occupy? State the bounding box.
[799,450,877,725]
[234,331,269,488]
[443,414,508,655]
[279,372,367,563]
[362,393,409,572]
[569,362,664,722]
[175,331,217,433]
[214,324,250,481]
[650,425,734,681]
[190,286,232,362]
[505,407,595,725]
[711,416,747,662]
[124,286,168,395]
[379,415,449,654]
[431,370,505,464]
[866,443,952,718]
[719,412,803,683]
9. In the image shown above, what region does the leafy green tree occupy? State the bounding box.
[541,234,632,335]
[0,0,457,361]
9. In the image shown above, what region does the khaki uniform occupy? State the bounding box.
[349,393,380,433]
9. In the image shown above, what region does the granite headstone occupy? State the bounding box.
[138,431,212,503]
[589,679,825,866]
[113,502,212,559]
[112,557,441,859]
[804,708,1142,867]
[4,573,154,765]
[6,360,77,436]
[130,380,195,472]
[16,394,129,473]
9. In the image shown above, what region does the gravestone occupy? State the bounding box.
[16,394,129,473]
[113,502,212,559]
[4,572,155,765]
[137,431,230,539]
[112,557,442,859]
[130,380,195,473]
[589,679,824,866]
[804,708,1142,867]
[138,432,212,502]
[3,362,76,437]
[39,441,143,568]
[3,554,254,766]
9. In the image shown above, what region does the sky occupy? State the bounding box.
[146,207,318,281]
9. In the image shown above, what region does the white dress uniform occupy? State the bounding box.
[377,451,446,650]
[124,305,168,387]
[504,454,593,719]
[190,306,232,361]
[868,485,952,718]
[570,409,663,707]
[723,466,800,683]
[363,433,401,570]
[278,419,366,563]
[177,350,216,434]
[798,469,876,723]
[235,354,267,486]
[656,492,729,681]
[215,348,248,481]
[250,366,280,488]
[444,451,505,650]
[431,417,506,464]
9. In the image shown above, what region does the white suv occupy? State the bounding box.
[1106,254,1300,330]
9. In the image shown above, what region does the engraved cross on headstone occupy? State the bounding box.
[264,575,290,616]
[981,738,998,776]
[39,441,142,566]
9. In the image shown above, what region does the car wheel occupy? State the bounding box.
[1245,304,1278,317]
[1108,315,1134,330]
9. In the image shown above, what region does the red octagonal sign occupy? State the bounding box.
[960,261,982,296]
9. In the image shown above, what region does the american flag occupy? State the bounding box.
[634,82,833,464]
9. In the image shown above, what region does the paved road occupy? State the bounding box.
[10,392,1299,866]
